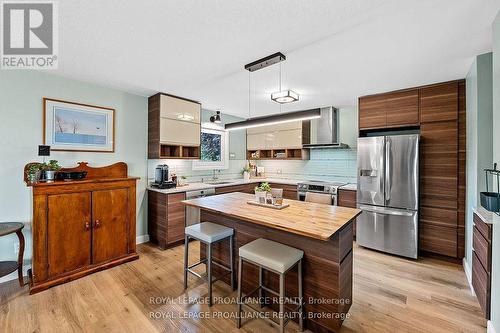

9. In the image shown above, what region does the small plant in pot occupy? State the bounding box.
[254,182,271,204]
[41,160,61,181]
[242,166,251,181]
[27,164,43,183]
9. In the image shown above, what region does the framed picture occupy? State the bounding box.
[43,98,115,152]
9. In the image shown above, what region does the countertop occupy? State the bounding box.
[148,178,302,194]
[182,192,361,240]
[339,183,357,191]
[474,206,498,225]
[148,178,358,194]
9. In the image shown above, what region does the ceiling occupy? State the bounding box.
[57,0,500,118]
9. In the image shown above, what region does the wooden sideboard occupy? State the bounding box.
[25,162,139,294]
[359,80,466,260]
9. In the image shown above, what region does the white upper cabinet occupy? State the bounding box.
[247,121,301,135]
[160,118,200,146]
[274,129,302,148]
[247,121,303,150]
[160,94,201,123]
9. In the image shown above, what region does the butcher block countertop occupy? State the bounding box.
[183,192,361,240]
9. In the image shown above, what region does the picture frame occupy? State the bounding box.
[43,98,115,152]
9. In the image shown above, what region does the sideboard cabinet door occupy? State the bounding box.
[92,188,129,264]
[47,192,92,278]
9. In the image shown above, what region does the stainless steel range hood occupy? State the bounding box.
[302,107,349,149]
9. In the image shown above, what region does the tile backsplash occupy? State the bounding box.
[147,159,247,182]
[255,149,357,183]
[148,149,357,184]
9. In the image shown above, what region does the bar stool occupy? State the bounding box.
[184,222,235,306]
[237,238,304,333]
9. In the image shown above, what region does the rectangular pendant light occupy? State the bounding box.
[225,108,321,131]
[271,90,299,104]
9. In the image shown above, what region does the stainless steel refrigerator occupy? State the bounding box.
[356,134,419,259]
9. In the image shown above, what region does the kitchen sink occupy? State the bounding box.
[204,181,236,185]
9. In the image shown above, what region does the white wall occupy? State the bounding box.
[0,70,148,281]
[465,53,493,272]
[490,10,500,333]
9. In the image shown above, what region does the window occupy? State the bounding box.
[192,125,229,170]
[201,131,222,161]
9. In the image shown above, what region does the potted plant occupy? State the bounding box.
[41,160,61,181]
[27,164,42,183]
[254,182,271,203]
[242,166,251,181]
[179,175,187,186]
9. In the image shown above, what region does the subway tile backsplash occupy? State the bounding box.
[148,149,357,184]
[255,149,357,183]
[147,159,247,182]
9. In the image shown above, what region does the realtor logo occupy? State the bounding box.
[1,1,58,69]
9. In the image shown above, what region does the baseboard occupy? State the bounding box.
[0,236,149,285]
[136,234,150,244]
[463,257,475,296]
[0,264,30,285]
[488,320,497,333]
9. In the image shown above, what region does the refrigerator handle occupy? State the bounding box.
[385,137,391,203]
[358,204,415,217]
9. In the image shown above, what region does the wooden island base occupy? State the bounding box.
[200,209,354,333]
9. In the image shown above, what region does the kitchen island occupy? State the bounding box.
[183,192,361,332]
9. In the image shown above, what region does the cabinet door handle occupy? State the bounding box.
[94,220,101,228]
[85,222,90,231]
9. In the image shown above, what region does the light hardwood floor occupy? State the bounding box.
[0,242,487,333]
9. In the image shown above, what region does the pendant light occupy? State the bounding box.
[225,52,314,131]
[271,62,299,104]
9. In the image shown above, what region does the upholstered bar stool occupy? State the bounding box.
[184,222,235,306]
[237,238,304,333]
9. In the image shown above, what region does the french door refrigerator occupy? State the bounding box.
[356,134,419,259]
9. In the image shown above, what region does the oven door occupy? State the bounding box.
[300,191,335,205]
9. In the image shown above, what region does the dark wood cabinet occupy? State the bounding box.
[148,191,186,249]
[419,81,462,258]
[419,223,457,258]
[166,193,186,245]
[47,192,92,278]
[420,81,458,123]
[385,90,419,127]
[358,80,465,260]
[359,89,419,130]
[338,189,357,238]
[267,183,298,200]
[215,184,255,195]
[358,94,387,129]
[27,162,138,294]
[471,212,492,319]
[472,252,490,318]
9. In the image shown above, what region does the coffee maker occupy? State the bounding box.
[152,164,176,189]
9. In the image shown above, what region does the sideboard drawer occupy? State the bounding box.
[473,226,491,273]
